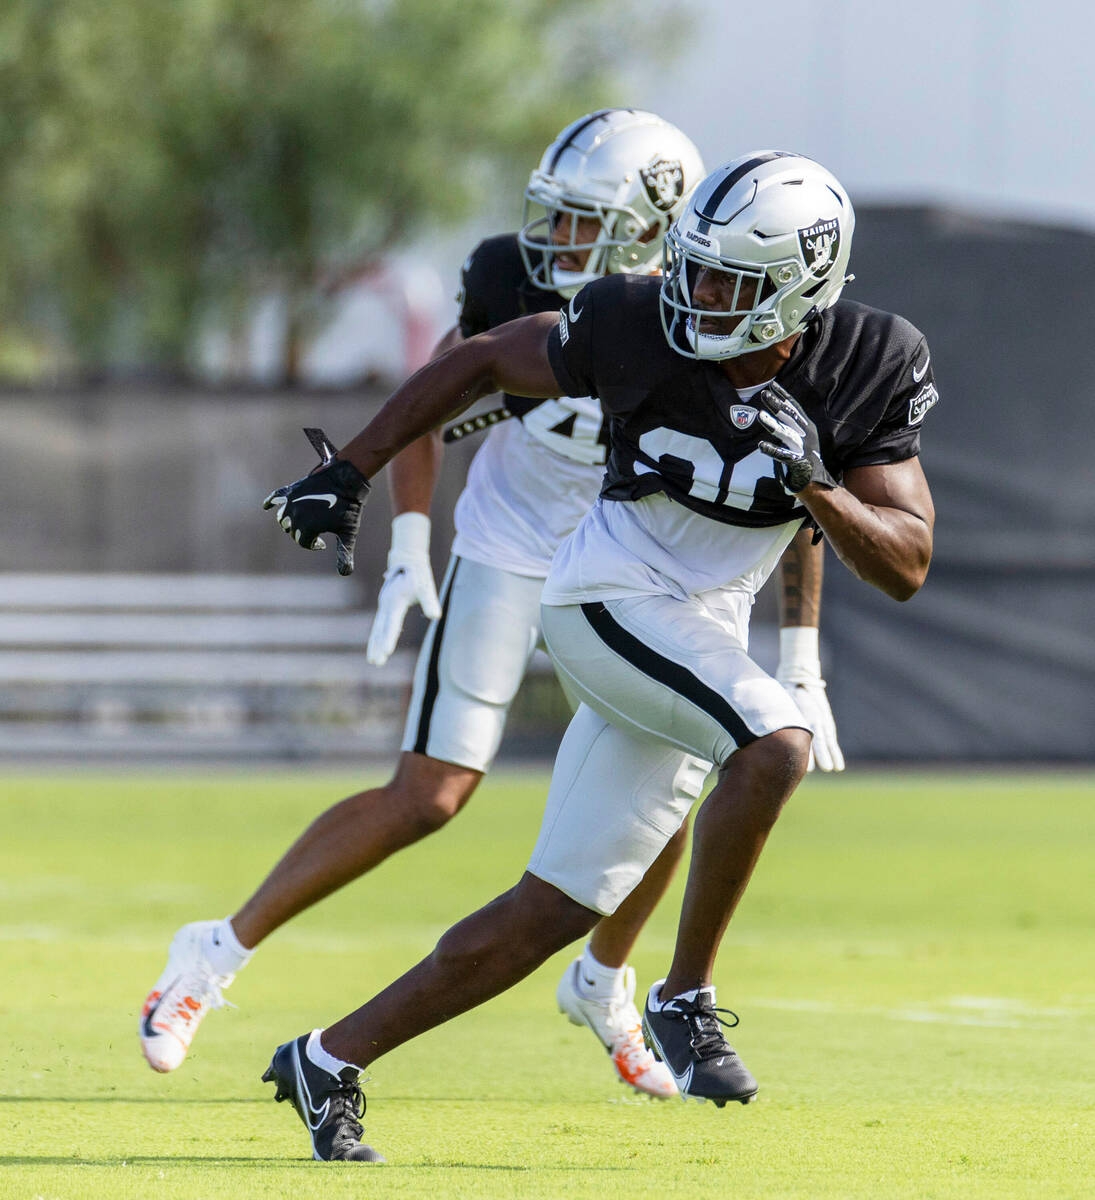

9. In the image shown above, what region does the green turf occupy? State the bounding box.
[1,768,1092,1198]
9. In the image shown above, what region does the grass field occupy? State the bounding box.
[1,767,1092,1199]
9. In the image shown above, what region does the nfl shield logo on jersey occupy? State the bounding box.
[907,381,939,425]
[730,405,758,430]
[640,158,685,212]
[797,217,841,277]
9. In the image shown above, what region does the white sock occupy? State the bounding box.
[306,1028,361,1077]
[577,943,627,1000]
[650,981,716,1009]
[202,917,253,977]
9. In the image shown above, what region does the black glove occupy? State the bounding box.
[756,381,838,494]
[262,428,371,576]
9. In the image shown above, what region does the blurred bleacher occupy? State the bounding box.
[0,572,414,758]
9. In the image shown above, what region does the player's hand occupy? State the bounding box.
[262,428,371,577]
[365,512,441,665]
[776,626,845,773]
[757,381,838,493]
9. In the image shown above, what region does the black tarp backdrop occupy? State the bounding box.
[2,206,1091,761]
[823,207,1095,761]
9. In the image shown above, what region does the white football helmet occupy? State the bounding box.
[519,109,705,299]
[660,151,855,360]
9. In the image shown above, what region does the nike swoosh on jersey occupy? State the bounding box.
[295,494,338,507]
[568,296,584,323]
[912,353,930,382]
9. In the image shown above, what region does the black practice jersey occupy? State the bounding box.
[546,274,938,529]
[457,234,611,462]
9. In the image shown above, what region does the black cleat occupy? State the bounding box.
[641,981,758,1106]
[262,1032,384,1162]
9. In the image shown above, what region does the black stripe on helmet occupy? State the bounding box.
[696,151,796,224]
[547,109,631,172]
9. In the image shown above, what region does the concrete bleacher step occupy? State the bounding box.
[0,572,414,758]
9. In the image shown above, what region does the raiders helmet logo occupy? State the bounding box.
[797,217,841,277]
[730,405,758,429]
[640,158,685,212]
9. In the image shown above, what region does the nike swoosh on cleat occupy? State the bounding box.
[293,1044,330,1134]
[141,978,177,1038]
[912,353,930,382]
[141,1006,161,1039]
[295,494,338,507]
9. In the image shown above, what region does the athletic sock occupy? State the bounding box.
[578,943,627,1001]
[202,917,253,977]
[306,1028,362,1078]
[650,982,717,1010]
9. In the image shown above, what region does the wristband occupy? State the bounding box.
[778,625,822,683]
[389,511,431,558]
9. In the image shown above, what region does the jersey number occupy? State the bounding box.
[635,428,780,511]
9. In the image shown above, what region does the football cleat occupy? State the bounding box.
[556,959,678,1099]
[140,921,234,1073]
[262,1033,384,1163]
[641,980,758,1106]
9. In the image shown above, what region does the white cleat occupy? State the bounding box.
[556,959,678,1099]
[139,921,234,1073]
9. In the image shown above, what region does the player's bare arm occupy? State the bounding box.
[362,325,464,664]
[799,456,934,601]
[263,311,563,574]
[339,311,562,480]
[755,381,934,602]
[778,530,823,627]
[385,324,463,517]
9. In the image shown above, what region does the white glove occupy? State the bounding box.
[365,512,441,666]
[776,626,845,772]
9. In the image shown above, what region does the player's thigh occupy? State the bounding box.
[402,556,544,771]
[540,594,805,768]
[527,703,709,915]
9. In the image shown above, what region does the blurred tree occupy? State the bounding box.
[0,0,678,382]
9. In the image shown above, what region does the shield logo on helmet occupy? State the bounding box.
[640,158,685,212]
[797,217,841,277]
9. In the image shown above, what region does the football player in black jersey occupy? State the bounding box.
[141,117,844,1105]
[142,112,707,1097]
[256,151,921,1158]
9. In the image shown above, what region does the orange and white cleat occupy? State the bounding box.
[139,921,234,1072]
[557,959,678,1098]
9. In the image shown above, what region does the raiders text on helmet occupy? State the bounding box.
[660,152,855,360]
[519,109,705,299]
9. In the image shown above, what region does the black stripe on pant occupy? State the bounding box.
[579,600,758,751]
[412,557,461,755]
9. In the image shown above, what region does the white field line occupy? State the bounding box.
[753,995,1093,1028]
